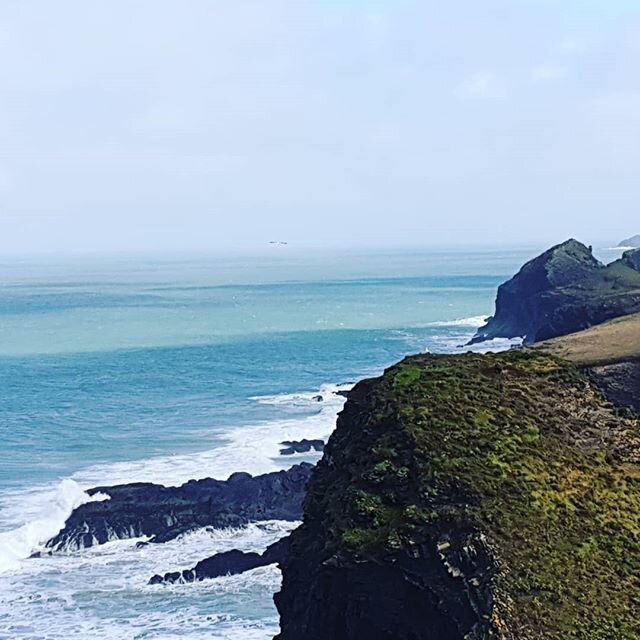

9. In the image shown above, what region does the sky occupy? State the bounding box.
[0,0,639,253]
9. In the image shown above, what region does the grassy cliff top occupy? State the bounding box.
[307,350,640,639]
[535,312,640,365]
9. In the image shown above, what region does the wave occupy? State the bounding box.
[0,480,108,574]
[0,383,349,574]
[0,520,296,639]
[427,331,523,353]
[426,315,489,328]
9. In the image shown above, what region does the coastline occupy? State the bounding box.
[0,316,526,577]
[0,245,529,640]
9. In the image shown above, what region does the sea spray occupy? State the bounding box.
[0,249,523,637]
[0,479,108,574]
[0,384,348,575]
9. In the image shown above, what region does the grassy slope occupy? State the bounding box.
[535,312,640,365]
[312,351,640,639]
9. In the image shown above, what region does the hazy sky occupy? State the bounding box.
[1,0,639,252]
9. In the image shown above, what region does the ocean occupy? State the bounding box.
[0,245,622,639]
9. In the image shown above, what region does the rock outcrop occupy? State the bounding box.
[149,536,290,585]
[46,463,313,552]
[279,439,325,455]
[275,351,640,640]
[584,360,640,414]
[621,247,640,271]
[618,234,640,248]
[470,239,640,345]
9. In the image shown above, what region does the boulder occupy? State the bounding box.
[279,440,325,455]
[149,535,290,585]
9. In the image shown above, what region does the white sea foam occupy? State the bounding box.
[66,383,349,490]
[426,331,523,354]
[0,480,108,574]
[390,324,521,356]
[0,383,348,574]
[0,520,295,639]
[250,383,351,408]
[0,310,519,637]
[426,315,489,328]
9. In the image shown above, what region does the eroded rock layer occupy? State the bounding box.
[275,351,640,640]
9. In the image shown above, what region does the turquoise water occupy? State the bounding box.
[0,246,568,638]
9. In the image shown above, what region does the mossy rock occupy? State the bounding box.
[279,350,640,640]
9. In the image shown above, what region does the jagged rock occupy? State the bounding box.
[311,395,324,402]
[470,239,640,345]
[149,536,290,585]
[279,440,325,455]
[275,351,640,639]
[46,464,313,552]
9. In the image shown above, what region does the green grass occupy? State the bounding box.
[303,350,640,639]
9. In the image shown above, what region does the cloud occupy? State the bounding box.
[531,64,569,82]
[456,71,507,99]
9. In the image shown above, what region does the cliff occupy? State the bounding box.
[536,312,640,413]
[618,235,640,248]
[274,351,640,640]
[470,240,640,345]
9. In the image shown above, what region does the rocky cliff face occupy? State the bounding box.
[275,351,640,640]
[470,240,640,345]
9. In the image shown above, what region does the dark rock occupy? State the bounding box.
[279,439,325,456]
[470,239,640,345]
[149,535,290,585]
[274,351,640,639]
[275,534,495,640]
[46,463,313,552]
[311,395,324,402]
[335,390,350,398]
[585,359,640,414]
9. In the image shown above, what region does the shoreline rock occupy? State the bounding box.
[279,439,325,455]
[149,536,290,585]
[45,463,313,552]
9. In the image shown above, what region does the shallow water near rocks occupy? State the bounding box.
[0,246,621,639]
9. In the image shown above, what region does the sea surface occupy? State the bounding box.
[0,245,623,639]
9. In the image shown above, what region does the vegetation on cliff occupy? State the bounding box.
[471,240,640,345]
[536,312,640,366]
[276,350,640,640]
